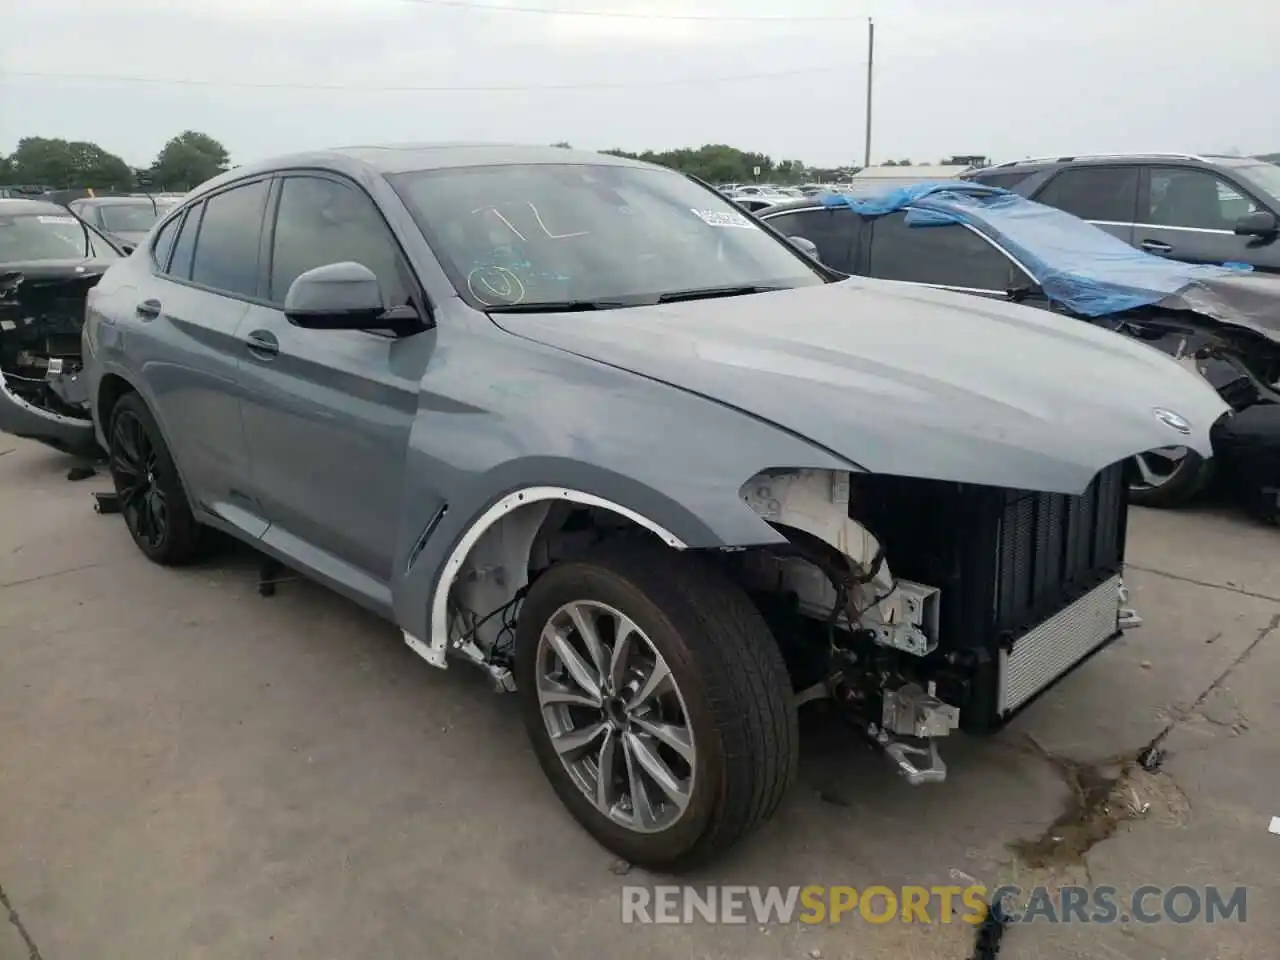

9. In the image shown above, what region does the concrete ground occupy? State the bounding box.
[1,436,1276,960]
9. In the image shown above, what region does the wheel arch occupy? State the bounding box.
[426,486,694,666]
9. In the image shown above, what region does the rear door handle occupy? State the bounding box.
[244,329,280,359]
[1140,239,1173,254]
[136,298,161,319]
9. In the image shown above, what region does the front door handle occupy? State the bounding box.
[244,329,280,359]
[136,298,161,319]
[1140,239,1174,254]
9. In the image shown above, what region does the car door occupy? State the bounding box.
[759,206,862,273]
[862,211,1034,301]
[128,181,267,524]
[235,172,432,584]
[1028,165,1140,246]
[1136,166,1277,270]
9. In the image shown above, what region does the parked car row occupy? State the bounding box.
[0,144,1258,870]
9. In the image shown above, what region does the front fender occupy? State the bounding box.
[384,310,860,658]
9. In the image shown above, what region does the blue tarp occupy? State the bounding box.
[819,182,1252,318]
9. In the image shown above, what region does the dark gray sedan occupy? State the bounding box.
[82,144,1228,867]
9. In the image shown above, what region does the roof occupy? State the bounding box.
[850,164,972,180]
[279,143,652,176]
[971,152,1260,173]
[181,142,662,205]
[71,196,159,206]
[0,198,72,216]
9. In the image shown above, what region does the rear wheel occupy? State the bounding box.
[107,391,202,565]
[1127,446,1213,508]
[514,539,798,870]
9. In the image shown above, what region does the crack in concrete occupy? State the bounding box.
[1126,563,1280,604]
[1146,611,1280,755]
[0,881,43,960]
[0,561,102,591]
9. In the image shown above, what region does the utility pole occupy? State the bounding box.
[864,18,875,168]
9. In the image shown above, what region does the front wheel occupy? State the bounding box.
[1127,446,1213,508]
[514,539,798,870]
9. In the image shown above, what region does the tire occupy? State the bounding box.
[514,538,798,870]
[107,391,203,565]
[1127,447,1213,508]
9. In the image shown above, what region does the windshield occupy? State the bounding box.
[99,202,161,234]
[0,212,93,263]
[389,163,825,309]
[1238,162,1280,203]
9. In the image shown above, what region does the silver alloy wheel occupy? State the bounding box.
[1132,445,1190,490]
[534,600,696,835]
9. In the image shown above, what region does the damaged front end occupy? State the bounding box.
[0,269,100,457]
[733,466,1139,785]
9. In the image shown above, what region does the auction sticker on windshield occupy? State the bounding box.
[37,216,79,224]
[691,208,757,229]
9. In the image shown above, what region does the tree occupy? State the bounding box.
[5,136,133,189]
[599,144,826,185]
[149,131,231,191]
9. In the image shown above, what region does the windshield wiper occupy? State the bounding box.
[656,284,789,304]
[485,299,629,313]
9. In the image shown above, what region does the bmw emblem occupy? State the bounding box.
[1152,408,1191,435]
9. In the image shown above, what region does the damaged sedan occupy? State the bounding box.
[82,145,1229,868]
[0,198,122,457]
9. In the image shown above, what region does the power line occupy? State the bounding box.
[1,64,851,93]
[395,0,869,22]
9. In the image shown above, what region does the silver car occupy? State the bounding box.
[82,144,1228,868]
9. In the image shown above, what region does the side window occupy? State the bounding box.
[867,212,1014,290]
[167,203,203,280]
[1034,167,1139,222]
[189,179,270,298]
[1143,168,1259,231]
[151,214,180,270]
[268,175,409,307]
[765,208,858,272]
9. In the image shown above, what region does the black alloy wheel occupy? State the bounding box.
[107,391,202,564]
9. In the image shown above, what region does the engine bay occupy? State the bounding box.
[0,270,96,421]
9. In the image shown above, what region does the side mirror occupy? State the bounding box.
[1233,210,1277,237]
[789,235,821,262]
[284,261,395,330]
[118,242,136,255]
[1007,281,1044,303]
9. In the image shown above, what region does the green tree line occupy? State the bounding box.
[555,142,859,184]
[0,131,231,193]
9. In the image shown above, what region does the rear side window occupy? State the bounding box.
[167,203,203,280]
[764,208,859,272]
[189,179,270,298]
[1034,167,1138,222]
[867,212,1013,290]
[151,215,180,270]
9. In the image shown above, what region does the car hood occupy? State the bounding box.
[490,278,1231,495]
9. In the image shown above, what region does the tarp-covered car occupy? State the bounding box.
[0,198,122,457]
[759,183,1280,515]
[83,146,1229,867]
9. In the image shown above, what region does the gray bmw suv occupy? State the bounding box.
[81,144,1228,867]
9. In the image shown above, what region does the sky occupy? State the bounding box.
[1,0,1276,170]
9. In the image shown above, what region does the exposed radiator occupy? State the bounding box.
[998,574,1122,713]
